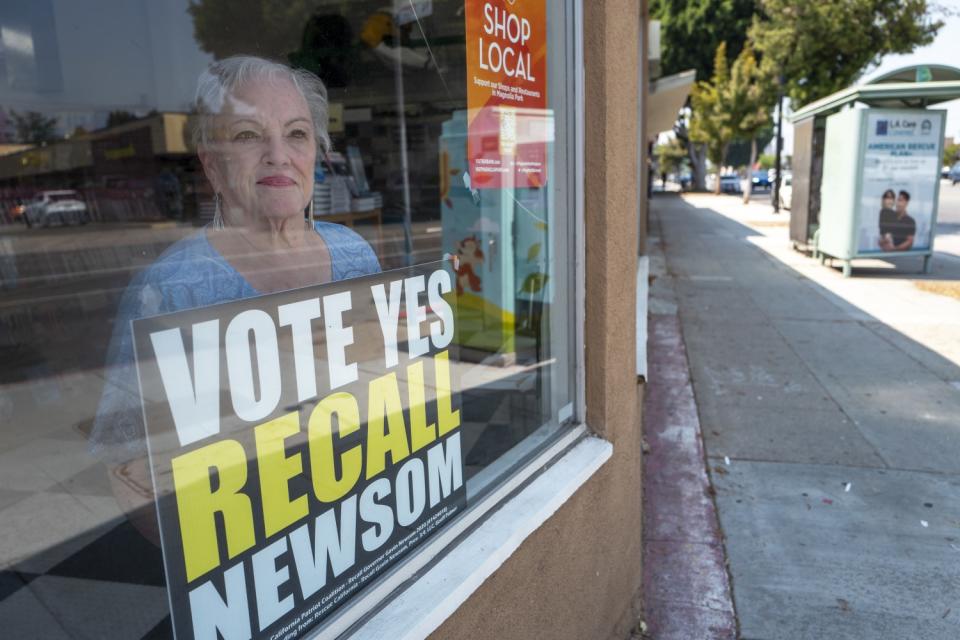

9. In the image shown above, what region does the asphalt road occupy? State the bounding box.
[938,177,960,225]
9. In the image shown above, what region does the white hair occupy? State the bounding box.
[192,55,331,152]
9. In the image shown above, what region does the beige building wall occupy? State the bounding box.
[431,1,645,638]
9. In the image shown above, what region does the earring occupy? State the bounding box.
[308,199,315,228]
[212,192,224,229]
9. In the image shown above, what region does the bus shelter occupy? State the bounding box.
[788,65,960,276]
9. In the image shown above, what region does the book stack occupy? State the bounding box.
[351,193,378,212]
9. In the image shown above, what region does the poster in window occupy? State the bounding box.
[465,0,548,190]
[134,263,464,639]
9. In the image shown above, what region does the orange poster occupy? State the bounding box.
[465,0,548,190]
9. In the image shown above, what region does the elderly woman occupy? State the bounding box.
[90,56,380,540]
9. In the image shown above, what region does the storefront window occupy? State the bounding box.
[0,1,576,637]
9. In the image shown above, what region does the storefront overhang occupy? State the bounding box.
[647,69,696,136]
[790,65,960,123]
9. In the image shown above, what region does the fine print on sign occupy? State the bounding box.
[465,0,549,190]
[134,262,465,640]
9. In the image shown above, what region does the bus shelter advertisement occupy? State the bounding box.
[857,110,945,254]
[133,263,465,640]
[465,0,549,190]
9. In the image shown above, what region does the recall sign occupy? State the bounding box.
[133,262,465,640]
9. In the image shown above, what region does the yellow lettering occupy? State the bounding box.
[435,351,461,436]
[254,412,308,538]
[407,360,437,453]
[308,392,363,502]
[366,372,410,479]
[171,440,254,582]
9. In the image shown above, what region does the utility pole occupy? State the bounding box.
[772,74,785,213]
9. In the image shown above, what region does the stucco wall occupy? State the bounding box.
[430,1,645,638]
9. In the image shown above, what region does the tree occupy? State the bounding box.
[944,142,960,168]
[750,0,943,108]
[651,0,757,80]
[652,0,757,190]
[690,43,737,194]
[724,45,774,203]
[654,136,689,183]
[188,0,324,60]
[106,110,139,128]
[757,153,776,170]
[10,110,58,144]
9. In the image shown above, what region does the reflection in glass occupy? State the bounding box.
[0,2,574,637]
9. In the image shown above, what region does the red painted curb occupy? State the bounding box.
[642,313,737,639]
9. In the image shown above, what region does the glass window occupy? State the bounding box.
[0,1,577,637]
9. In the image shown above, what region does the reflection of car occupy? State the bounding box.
[751,170,771,190]
[950,162,960,185]
[773,172,793,209]
[23,190,89,227]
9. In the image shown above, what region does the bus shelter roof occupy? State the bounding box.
[790,65,960,123]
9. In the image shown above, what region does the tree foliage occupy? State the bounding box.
[651,0,757,80]
[945,142,960,168]
[689,44,736,190]
[107,111,139,129]
[188,0,323,60]
[725,45,774,200]
[690,43,775,193]
[750,0,943,107]
[10,110,58,145]
[654,136,689,177]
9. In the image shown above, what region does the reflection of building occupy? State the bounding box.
[0,113,203,221]
[0,0,211,135]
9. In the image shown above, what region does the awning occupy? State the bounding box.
[647,69,696,137]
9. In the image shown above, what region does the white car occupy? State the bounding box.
[772,172,792,210]
[24,190,89,227]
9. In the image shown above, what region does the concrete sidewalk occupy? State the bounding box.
[647,193,960,639]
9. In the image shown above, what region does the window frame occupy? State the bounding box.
[309,0,588,635]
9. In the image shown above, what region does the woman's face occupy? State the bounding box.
[882,194,895,209]
[200,76,316,226]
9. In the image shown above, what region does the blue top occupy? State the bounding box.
[90,221,380,463]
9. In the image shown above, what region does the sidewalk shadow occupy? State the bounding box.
[654,195,960,473]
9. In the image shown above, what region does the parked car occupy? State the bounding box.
[772,172,793,209]
[751,170,771,190]
[23,190,89,227]
[943,165,953,179]
[720,174,742,194]
[707,173,742,194]
[950,162,960,185]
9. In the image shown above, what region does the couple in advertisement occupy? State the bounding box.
[877,188,916,252]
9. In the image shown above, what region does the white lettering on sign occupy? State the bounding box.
[478,2,536,81]
[151,319,221,447]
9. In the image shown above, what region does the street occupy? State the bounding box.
[647,193,960,639]
[938,177,960,226]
